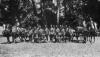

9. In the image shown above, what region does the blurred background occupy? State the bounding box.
[0,0,100,28]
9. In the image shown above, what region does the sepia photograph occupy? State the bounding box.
[0,0,100,57]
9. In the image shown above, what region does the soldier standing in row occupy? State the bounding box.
[49,25,56,42]
[12,25,17,43]
[45,25,50,42]
[2,24,12,43]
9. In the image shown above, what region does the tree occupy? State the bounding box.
[0,0,19,25]
[0,0,38,26]
[62,0,88,26]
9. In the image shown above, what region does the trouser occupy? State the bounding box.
[5,33,11,43]
[28,36,31,41]
[45,35,48,41]
[7,36,10,43]
[50,34,55,41]
[12,32,18,42]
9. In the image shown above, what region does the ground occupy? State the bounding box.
[0,37,100,57]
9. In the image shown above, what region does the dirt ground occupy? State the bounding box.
[0,37,100,57]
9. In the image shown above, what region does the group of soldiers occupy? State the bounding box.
[2,23,98,43]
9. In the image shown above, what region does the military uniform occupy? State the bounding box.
[12,26,18,42]
[2,24,12,43]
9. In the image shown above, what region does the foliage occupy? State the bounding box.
[20,11,40,28]
[0,0,94,27]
